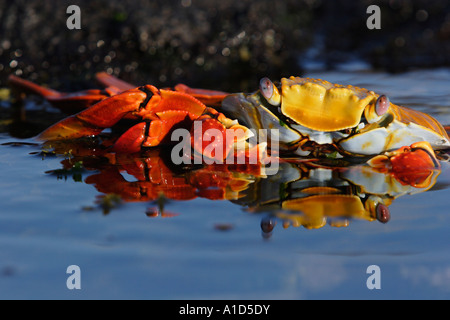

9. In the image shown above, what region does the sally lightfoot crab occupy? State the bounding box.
[8,73,450,170]
[9,73,265,162]
[221,76,450,158]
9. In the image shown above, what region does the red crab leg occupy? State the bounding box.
[112,110,198,153]
[174,84,229,106]
[8,74,117,114]
[37,85,153,141]
[8,74,60,98]
[95,72,229,106]
[95,72,135,91]
[112,122,147,154]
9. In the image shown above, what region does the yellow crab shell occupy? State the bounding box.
[278,76,450,155]
[280,76,377,132]
[222,76,450,156]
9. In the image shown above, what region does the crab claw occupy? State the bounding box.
[367,141,440,187]
[190,117,258,162]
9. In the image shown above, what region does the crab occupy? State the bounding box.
[8,73,265,163]
[44,135,441,229]
[49,146,266,204]
[221,76,450,158]
[253,140,442,231]
[8,73,450,167]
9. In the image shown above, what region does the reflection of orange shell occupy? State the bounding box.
[392,169,438,189]
[282,194,366,218]
[301,187,341,195]
[83,150,263,203]
[278,194,375,229]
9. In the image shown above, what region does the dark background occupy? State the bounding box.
[1,0,449,92]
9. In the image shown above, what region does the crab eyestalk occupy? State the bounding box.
[259,77,281,106]
[363,95,390,122]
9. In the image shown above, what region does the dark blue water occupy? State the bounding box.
[0,68,449,299]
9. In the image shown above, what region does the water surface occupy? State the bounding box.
[0,69,449,299]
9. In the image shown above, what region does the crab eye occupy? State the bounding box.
[375,95,390,116]
[260,77,274,99]
[259,77,281,106]
[260,217,276,234]
[376,203,390,223]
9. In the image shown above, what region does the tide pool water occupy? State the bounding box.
[0,69,449,299]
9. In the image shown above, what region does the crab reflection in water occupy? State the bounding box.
[43,138,442,237]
